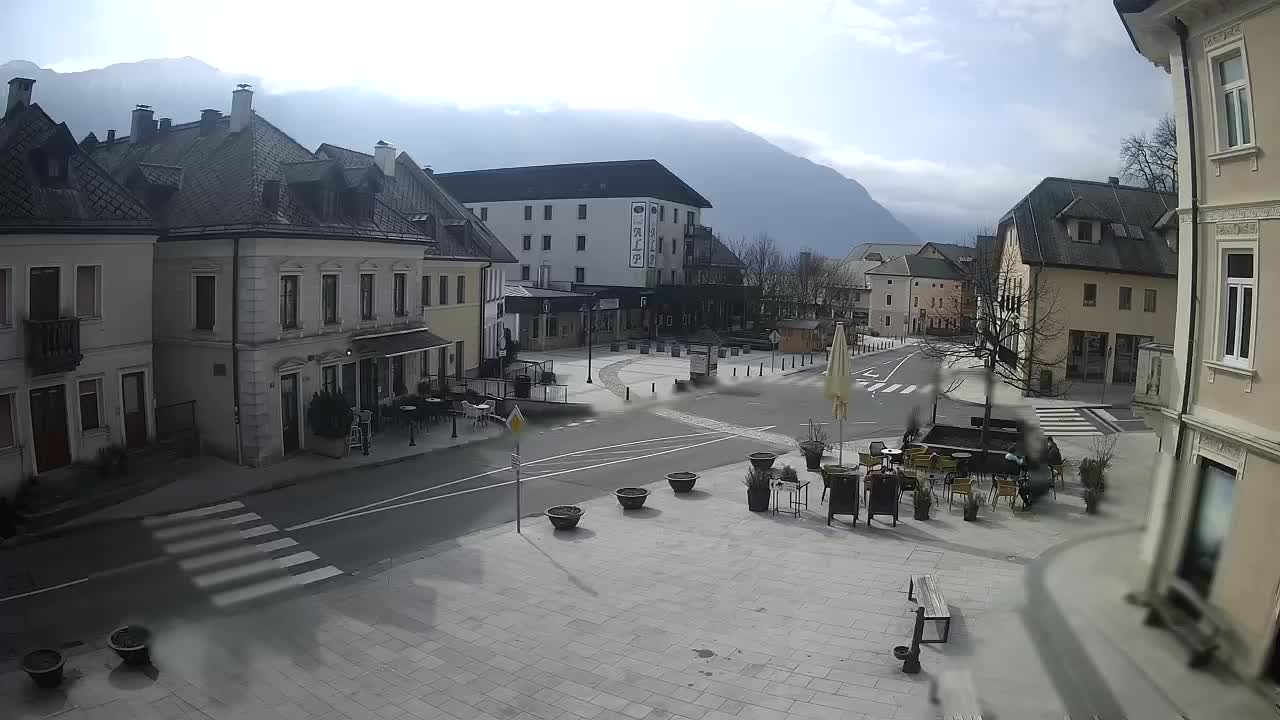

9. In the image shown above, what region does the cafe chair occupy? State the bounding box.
[989,475,1019,510]
[948,475,975,509]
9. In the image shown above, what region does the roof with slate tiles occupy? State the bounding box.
[865,254,965,280]
[433,160,712,209]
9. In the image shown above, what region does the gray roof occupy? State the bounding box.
[1001,177,1177,277]
[844,242,922,263]
[0,103,152,232]
[503,284,589,299]
[919,242,975,266]
[832,259,880,288]
[778,319,822,330]
[865,255,964,280]
[434,160,712,209]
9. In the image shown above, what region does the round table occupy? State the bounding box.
[881,448,903,469]
[400,405,419,446]
[423,397,445,424]
[951,452,973,476]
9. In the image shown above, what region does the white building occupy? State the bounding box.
[1,78,157,498]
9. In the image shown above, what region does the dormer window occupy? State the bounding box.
[1075,220,1095,244]
[31,148,69,188]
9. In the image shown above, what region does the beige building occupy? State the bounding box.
[988,177,1178,395]
[865,243,974,335]
[0,78,157,498]
[86,86,513,466]
[1119,0,1280,686]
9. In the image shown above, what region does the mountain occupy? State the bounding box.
[0,58,918,256]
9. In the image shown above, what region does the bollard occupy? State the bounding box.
[759,362,763,375]
[733,367,737,377]
[409,419,416,447]
[626,386,630,402]
[747,364,751,377]
[451,410,458,439]
[652,382,655,394]
[894,606,925,674]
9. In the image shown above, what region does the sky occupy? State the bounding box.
[3,0,1173,240]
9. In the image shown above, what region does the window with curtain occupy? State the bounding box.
[280,275,299,329]
[393,273,407,317]
[76,266,100,317]
[79,379,101,431]
[322,274,339,325]
[1083,283,1097,307]
[321,365,338,395]
[1143,289,1157,313]
[359,273,374,320]
[1222,251,1254,365]
[1216,52,1252,148]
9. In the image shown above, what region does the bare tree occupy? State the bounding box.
[1119,114,1177,193]
[918,231,1069,452]
[730,233,788,319]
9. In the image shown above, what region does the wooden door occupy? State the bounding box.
[121,371,148,450]
[280,373,300,455]
[29,385,70,471]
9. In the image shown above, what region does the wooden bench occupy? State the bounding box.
[1144,577,1224,668]
[908,574,952,643]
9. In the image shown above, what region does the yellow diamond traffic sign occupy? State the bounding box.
[507,405,527,435]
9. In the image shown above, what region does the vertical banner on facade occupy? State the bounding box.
[629,201,646,268]
[646,202,659,268]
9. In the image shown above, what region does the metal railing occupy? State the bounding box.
[25,316,82,374]
[462,377,569,403]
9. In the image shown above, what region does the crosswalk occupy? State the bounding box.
[143,501,342,608]
[1034,407,1103,437]
[759,371,933,396]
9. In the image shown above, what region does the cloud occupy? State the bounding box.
[826,1,956,62]
[973,0,1131,55]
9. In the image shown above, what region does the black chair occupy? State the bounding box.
[869,441,887,457]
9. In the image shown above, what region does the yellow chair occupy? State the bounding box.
[990,476,1020,510]
[1051,464,1066,489]
[859,451,881,474]
[948,475,975,508]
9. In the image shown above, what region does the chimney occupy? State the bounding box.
[230,84,252,133]
[130,104,155,144]
[158,117,172,133]
[106,129,116,143]
[1108,176,1120,185]
[374,140,396,177]
[423,165,434,175]
[199,109,220,136]
[5,77,34,117]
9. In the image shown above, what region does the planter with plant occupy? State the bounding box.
[614,487,650,510]
[912,485,933,520]
[546,505,584,530]
[797,419,829,471]
[21,649,64,689]
[656,341,666,352]
[901,408,922,449]
[108,624,152,667]
[747,451,778,471]
[1079,435,1117,514]
[744,466,772,511]
[96,443,129,477]
[962,493,985,521]
[307,391,354,458]
[666,471,698,493]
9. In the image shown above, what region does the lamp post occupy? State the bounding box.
[585,294,597,384]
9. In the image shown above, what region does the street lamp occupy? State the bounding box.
[585,293,597,384]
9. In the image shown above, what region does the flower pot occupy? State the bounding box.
[747,452,778,471]
[799,442,825,470]
[308,432,350,459]
[963,506,978,522]
[730,347,740,356]
[892,645,911,661]
[615,488,650,510]
[666,471,698,493]
[108,625,152,667]
[546,505,584,530]
[656,341,666,352]
[746,486,770,512]
[718,348,727,358]
[627,341,636,350]
[1083,489,1101,515]
[21,649,64,689]
[913,505,931,521]
[671,348,681,358]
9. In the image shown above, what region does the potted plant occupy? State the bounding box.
[747,451,778,471]
[307,391,354,459]
[742,345,751,355]
[1079,458,1103,514]
[21,649,65,689]
[96,444,128,476]
[744,466,771,512]
[912,485,932,520]
[656,340,667,352]
[778,465,799,485]
[962,493,984,521]
[108,624,152,667]
[797,419,829,471]
[615,487,650,510]
[901,408,922,449]
[666,471,698,493]
[546,505,584,530]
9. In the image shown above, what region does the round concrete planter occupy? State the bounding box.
[546,505,584,530]
[21,649,64,689]
[748,452,778,471]
[108,625,152,667]
[614,487,650,510]
[666,471,698,493]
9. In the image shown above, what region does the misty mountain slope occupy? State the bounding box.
[1,58,918,256]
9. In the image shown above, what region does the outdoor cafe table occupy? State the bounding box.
[881,448,903,467]
[422,397,445,424]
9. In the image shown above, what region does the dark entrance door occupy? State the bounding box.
[455,342,464,380]
[437,347,447,388]
[30,384,70,471]
[29,267,60,320]
[121,371,147,450]
[358,359,377,411]
[280,372,300,455]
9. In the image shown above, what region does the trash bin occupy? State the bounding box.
[514,375,532,399]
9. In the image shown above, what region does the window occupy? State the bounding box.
[1077,221,1094,243]
[522,235,532,251]
[78,379,101,431]
[277,274,299,329]
[547,315,558,337]
[479,207,488,222]
[577,204,587,220]
[322,273,339,324]
[685,210,693,226]
[658,237,664,253]
[457,275,466,304]
[1222,251,1253,364]
[930,297,935,309]
[359,273,374,320]
[76,265,100,318]
[885,294,892,306]
[575,267,585,283]
[1119,286,1132,311]
[322,365,339,395]
[0,393,13,449]
[393,273,407,317]
[391,356,406,395]
[531,316,540,338]
[0,268,9,326]
[520,265,531,281]
[1144,289,1157,313]
[659,205,666,222]
[194,275,216,331]
[576,235,586,252]
[543,204,553,221]
[523,205,532,221]
[884,316,891,328]
[1083,283,1097,307]
[887,279,893,285]
[421,275,431,308]
[913,296,918,307]
[437,275,448,305]
[542,235,551,251]
[1215,52,1252,148]
[1180,459,1237,595]
[670,270,676,284]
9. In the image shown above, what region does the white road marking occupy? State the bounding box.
[210,565,342,607]
[880,351,919,384]
[0,577,88,603]
[901,384,917,394]
[151,512,261,541]
[883,384,902,393]
[163,523,278,555]
[178,537,300,572]
[143,501,245,527]
[867,383,885,392]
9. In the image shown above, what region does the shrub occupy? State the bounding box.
[779,465,799,484]
[797,418,829,452]
[743,466,771,491]
[308,391,354,439]
[902,408,922,447]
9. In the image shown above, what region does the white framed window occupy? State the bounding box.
[0,267,11,327]
[321,364,339,395]
[575,267,586,283]
[76,265,101,318]
[393,272,408,317]
[1212,49,1252,150]
[1083,283,1097,307]
[885,294,892,306]
[1221,250,1254,366]
[78,378,103,431]
[279,274,300,329]
[0,392,14,449]
[321,273,340,325]
[359,273,375,320]
[193,274,216,331]
[1143,289,1157,313]
[1075,221,1095,244]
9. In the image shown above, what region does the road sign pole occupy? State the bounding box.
[514,441,522,534]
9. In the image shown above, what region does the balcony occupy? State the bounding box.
[25,317,83,375]
[1133,342,1174,409]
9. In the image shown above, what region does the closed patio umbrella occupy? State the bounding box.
[824,323,853,465]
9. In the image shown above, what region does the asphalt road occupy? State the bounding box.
[1,345,941,663]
